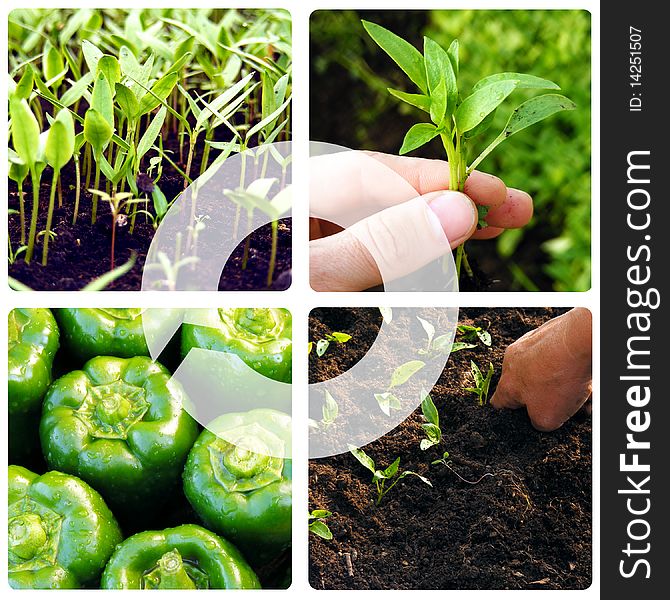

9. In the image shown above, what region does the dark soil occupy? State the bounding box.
[308,308,591,590]
[8,141,291,291]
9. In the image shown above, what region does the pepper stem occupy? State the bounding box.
[155,550,197,589]
[9,514,47,560]
[95,393,131,427]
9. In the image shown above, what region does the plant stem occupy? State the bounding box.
[92,161,101,224]
[42,170,58,266]
[84,144,92,189]
[184,133,197,189]
[110,213,117,270]
[73,154,81,225]
[18,180,26,245]
[25,170,40,264]
[267,220,278,287]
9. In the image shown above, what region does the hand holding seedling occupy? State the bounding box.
[310,152,533,291]
[491,308,592,431]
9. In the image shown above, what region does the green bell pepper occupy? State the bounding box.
[8,465,122,589]
[181,308,292,383]
[54,308,148,365]
[183,409,291,564]
[8,308,59,465]
[39,356,198,518]
[101,524,260,589]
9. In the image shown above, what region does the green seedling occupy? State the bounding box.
[362,20,576,279]
[416,316,477,356]
[419,390,441,450]
[457,324,492,346]
[312,330,353,357]
[308,510,333,540]
[374,359,426,416]
[321,390,338,429]
[349,445,431,506]
[43,109,75,265]
[88,189,144,270]
[9,95,46,264]
[464,360,494,405]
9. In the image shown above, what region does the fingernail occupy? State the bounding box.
[428,191,477,245]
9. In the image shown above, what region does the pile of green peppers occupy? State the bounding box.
[7,308,292,590]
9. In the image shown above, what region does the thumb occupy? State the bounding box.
[310,191,477,291]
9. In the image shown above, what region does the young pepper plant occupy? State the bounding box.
[362,20,576,279]
[348,445,431,506]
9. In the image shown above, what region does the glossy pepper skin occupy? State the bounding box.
[40,356,198,517]
[8,465,122,589]
[183,409,292,564]
[8,308,59,465]
[181,308,292,383]
[101,524,260,589]
[54,308,148,365]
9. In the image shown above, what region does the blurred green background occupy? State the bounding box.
[310,10,591,291]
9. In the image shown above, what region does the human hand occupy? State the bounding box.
[490,308,593,431]
[309,151,533,291]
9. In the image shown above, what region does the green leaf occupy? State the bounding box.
[60,72,94,107]
[471,361,484,387]
[246,96,291,141]
[327,332,352,344]
[473,72,560,92]
[316,339,330,357]
[152,184,168,219]
[14,65,34,100]
[309,520,333,540]
[399,123,439,155]
[449,341,478,353]
[399,471,432,487]
[84,108,113,155]
[383,457,401,478]
[322,390,338,424]
[9,97,40,169]
[423,36,457,120]
[387,88,430,112]
[348,445,376,475]
[81,252,136,290]
[463,108,497,140]
[43,42,65,86]
[45,110,75,171]
[362,20,427,93]
[455,80,518,133]
[482,362,495,404]
[137,105,167,160]
[119,45,143,88]
[309,510,332,519]
[417,316,435,347]
[420,390,439,427]
[115,83,140,119]
[421,423,441,442]
[420,438,436,451]
[97,55,121,87]
[91,71,114,126]
[374,392,401,417]
[447,40,459,78]
[307,341,313,354]
[261,71,275,119]
[477,330,492,346]
[195,72,255,131]
[136,71,179,118]
[469,94,576,172]
[82,39,104,74]
[389,360,425,388]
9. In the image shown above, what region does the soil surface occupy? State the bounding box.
[8,138,291,292]
[308,308,591,590]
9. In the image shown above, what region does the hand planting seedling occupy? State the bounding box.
[362,20,575,279]
[308,510,333,540]
[464,360,494,405]
[348,445,431,506]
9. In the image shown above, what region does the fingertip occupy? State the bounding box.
[464,171,507,209]
[470,226,504,240]
[484,187,534,229]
